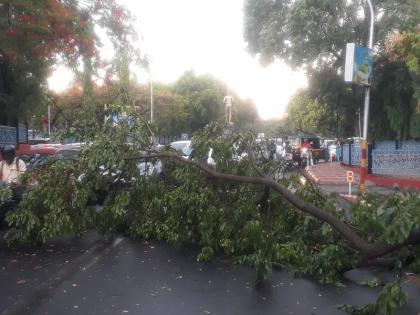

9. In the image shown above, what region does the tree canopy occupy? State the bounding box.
[244,0,419,71]
[0,0,136,125]
[50,70,259,138]
[243,0,420,139]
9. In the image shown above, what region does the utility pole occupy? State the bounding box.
[359,0,374,193]
[48,105,51,135]
[150,77,154,123]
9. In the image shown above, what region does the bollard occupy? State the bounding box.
[347,171,354,195]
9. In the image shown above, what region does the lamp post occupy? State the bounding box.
[359,0,375,193]
[144,55,154,124]
[150,75,154,123]
[48,105,51,135]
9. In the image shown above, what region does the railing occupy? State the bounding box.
[342,143,362,166]
[0,125,17,145]
[0,124,28,145]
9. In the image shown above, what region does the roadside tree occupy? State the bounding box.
[243,0,420,139]
[0,0,137,125]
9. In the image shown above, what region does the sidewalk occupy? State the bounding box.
[306,162,420,194]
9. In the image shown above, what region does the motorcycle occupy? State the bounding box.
[300,147,311,167]
[281,145,294,168]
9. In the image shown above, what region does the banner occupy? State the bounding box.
[344,43,373,86]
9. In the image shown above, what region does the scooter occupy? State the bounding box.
[300,147,311,168]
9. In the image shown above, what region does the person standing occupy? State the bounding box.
[336,140,342,162]
[0,145,26,185]
[301,139,313,166]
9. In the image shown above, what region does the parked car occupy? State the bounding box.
[0,144,63,227]
[170,140,192,155]
[137,146,164,177]
[0,144,62,162]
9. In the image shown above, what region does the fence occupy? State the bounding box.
[342,142,362,166]
[342,140,420,176]
[0,124,28,146]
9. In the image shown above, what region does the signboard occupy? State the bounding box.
[344,43,373,86]
[346,171,354,183]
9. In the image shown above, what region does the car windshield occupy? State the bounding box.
[181,145,193,156]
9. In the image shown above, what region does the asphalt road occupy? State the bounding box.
[3,234,419,315]
[1,231,420,315]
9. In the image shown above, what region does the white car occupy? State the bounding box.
[170,140,192,155]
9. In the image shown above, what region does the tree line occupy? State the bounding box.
[0,0,259,137]
[50,71,259,138]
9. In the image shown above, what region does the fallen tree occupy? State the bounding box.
[128,151,420,263]
[2,120,419,315]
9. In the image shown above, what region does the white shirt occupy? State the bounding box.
[0,158,26,184]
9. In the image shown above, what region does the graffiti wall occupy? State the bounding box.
[342,140,420,177]
[372,141,420,176]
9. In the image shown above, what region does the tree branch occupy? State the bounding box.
[127,152,420,261]
[127,153,375,252]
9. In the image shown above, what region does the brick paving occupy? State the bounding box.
[307,162,420,190]
[306,162,371,185]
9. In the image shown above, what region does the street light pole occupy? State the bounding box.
[48,105,51,135]
[359,0,374,193]
[150,76,154,123]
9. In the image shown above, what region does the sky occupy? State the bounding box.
[48,0,307,120]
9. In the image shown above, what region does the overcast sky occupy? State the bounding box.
[49,0,307,119]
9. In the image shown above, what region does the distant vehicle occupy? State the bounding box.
[137,146,164,177]
[28,138,51,145]
[170,140,192,155]
[290,136,322,165]
[280,143,294,168]
[16,143,62,156]
[0,144,64,171]
[176,141,214,164]
[323,139,335,148]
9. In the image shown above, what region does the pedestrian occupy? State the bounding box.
[336,140,342,162]
[0,145,26,186]
[301,139,313,166]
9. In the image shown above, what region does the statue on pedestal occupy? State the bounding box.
[223,92,233,125]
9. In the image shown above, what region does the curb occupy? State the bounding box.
[0,235,124,315]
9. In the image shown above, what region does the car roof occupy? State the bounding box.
[170,140,191,145]
[16,144,63,155]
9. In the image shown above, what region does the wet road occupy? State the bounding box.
[1,235,419,315]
